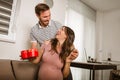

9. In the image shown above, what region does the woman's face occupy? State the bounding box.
[56,27,67,40]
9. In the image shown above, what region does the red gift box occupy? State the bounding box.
[20,49,38,59]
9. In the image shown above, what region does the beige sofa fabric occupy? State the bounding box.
[12,60,39,80]
[0,59,15,80]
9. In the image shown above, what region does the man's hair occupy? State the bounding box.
[35,3,50,15]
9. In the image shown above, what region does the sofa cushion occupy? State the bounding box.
[0,59,15,80]
[12,60,39,80]
[109,70,120,80]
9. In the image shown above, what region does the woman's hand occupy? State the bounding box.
[66,49,79,63]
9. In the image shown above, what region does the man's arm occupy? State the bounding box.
[31,41,38,49]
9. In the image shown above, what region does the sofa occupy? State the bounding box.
[0,59,40,80]
[0,59,73,80]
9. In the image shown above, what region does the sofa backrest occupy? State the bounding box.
[12,60,40,80]
[12,60,39,80]
[0,59,15,80]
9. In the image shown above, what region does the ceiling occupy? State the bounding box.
[80,0,120,11]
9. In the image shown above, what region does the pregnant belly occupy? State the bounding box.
[38,64,63,80]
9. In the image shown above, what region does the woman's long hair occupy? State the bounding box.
[50,26,75,61]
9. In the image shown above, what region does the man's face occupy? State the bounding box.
[37,10,51,27]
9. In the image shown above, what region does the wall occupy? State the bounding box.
[96,9,120,80]
[0,0,66,60]
[96,9,120,62]
[66,0,96,80]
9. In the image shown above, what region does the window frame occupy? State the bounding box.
[0,0,18,43]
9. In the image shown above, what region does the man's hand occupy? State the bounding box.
[66,49,79,63]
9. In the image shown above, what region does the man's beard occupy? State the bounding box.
[39,20,49,27]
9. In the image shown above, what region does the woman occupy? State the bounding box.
[30,26,78,80]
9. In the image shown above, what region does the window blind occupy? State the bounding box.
[0,0,13,35]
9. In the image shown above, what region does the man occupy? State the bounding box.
[30,3,62,48]
[30,3,73,80]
